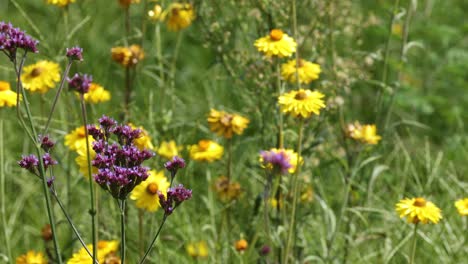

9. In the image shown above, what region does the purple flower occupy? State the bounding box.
[164,156,186,179]
[66,46,83,61]
[0,21,39,60]
[68,73,92,94]
[259,245,271,256]
[158,184,192,216]
[18,154,39,174]
[39,135,55,152]
[260,150,292,174]
[42,153,58,170]
[47,176,55,187]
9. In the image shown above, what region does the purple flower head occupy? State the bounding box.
[66,46,83,61]
[164,156,186,177]
[18,154,39,174]
[158,184,192,216]
[42,153,58,170]
[47,176,55,188]
[99,115,117,129]
[39,135,55,152]
[68,73,92,94]
[0,21,39,60]
[111,125,141,146]
[259,245,271,256]
[260,149,292,175]
[87,125,103,140]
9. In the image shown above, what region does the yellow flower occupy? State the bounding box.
[395,197,442,224]
[0,81,19,107]
[259,148,302,174]
[129,123,154,150]
[67,240,119,264]
[81,83,111,104]
[207,109,249,139]
[111,45,144,67]
[16,251,47,264]
[189,140,224,162]
[235,239,248,252]
[130,170,169,212]
[21,61,60,93]
[162,3,195,31]
[254,29,297,58]
[281,59,321,84]
[186,241,209,258]
[46,0,75,7]
[455,198,468,216]
[118,0,140,8]
[157,140,183,159]
[75,147,97,177]
[278,89,325,118]
[213,176,242,202]
[148,4,163,21]
[347,122,381,145]
[64,126,94,151]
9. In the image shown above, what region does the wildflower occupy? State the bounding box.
[207,109,249,138]
[130,170,170,212]
[46,0,75,7]
[186,241,209,258]
[118,0,140,8]
[148,4,163,21]
[188,140,224,162]
[79,83,111,104]
[281,59,321,84]
[18,154,39,174]
[395,197,442,224]
[259,245,271,256]
[16,251,47,264]
[75,147,97,177]
[346,122,381,145]
[65,126,94,151]
[158,184,192,216]
[162,3,195,31]
[260,148,302,174]
[455,198,468,216]
[278,89,326,118]
[213,176,242,202]
[66,46,83,61]
[20,61,60,93]
[0,81,19,107]
[157,140,182,159]
[235,239,248,252]
[129,123,154,150]
[68,73,92,94]
[39,135,55,152]
[164,156,186,177]
[41,224,52,241]
[67,240,119,264]
[254,29,297,58]
[111,45,144,67]
[0,21,38,59]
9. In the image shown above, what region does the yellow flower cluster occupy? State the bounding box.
[346,122,381,145]
[65,126,94,151]
[67,240,119,264]
[207,109,249,139]
[281,59,321,84]
[157,140,183,160]
[189,140,223,162]
[278,89,326,118]
[21,60,60,93]
[148,4,163,21]
[186,241,209,258]
[46,0,75,7]
[111,45,145,67]
[395,197,442,224]
[81,83,111,104]
[455,198,468,216]
[16,251,47,264]
[0,81,19,107]
[161,3,196,31]
[213,176,242,202]
[254,29,297,58]
[130,170,169,212]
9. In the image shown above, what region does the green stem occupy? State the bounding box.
[227,139,233,181]
[124,67,131,122]
[283,119,304,264]
[292,0,301,91]
[120,199,127,264]
[170,32,183,111]
[139,209,144,258]
[155,24,165,111]
[80,95,97,264]
[410,223,418,264]
[139,215,168,264]
[276,61,284,149]
[0,119,13,263]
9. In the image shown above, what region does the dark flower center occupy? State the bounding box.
[270,29,284,41]
[31,67,43,78]
[146,183,159,195]
[413,197,427,207]
[294,91,308,100]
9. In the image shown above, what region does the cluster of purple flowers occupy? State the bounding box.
[68,73,92,94]
[0,21,38,60]
[164,156,186,178]
[66,46,83,61]
[260,150,292,175]
[158,184,192,216]
[18,152,58,175]
[89,116,154,200]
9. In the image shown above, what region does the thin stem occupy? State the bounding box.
[276,61,284,149]
[120,199,126,264]
[155,24,165,111]
[0,119,13,263]
[292,0,301,91]
[14,54,35,143]
[170,32,183,111]
[80,95,97,264]
[139,215,168,264]
[43,60,73,134]
[283,119,304,264]
[124,67,131,121]
[124,6,130,44]
[227,139,233,181]
[138,209,144,258]
[410,223,418,264]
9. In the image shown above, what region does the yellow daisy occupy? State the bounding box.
[281,59,321,84]
[278,89,326,118]
[21,61,60,93]
[455,198,468,216]
[213,176,242,202]
[259,148,302,174]
[129,123,154,150]
[235,239,248,252]
[254,29,297,58]
[0,81,19,107]
[130,170,170,212]
[162,3,195,31]
[148,4,163,21]
[81,83,111,104]
[189,140,224,162]
[111,45,144,67]
[157,140,183,160]
[75,146,97,177]
[207,109,249,139]
[347,122,381,145]
[67,240,119,264]
[16,250,47,264]
[395,197,442,224]
[186,241,209,258]
[64,126,94,151]
[46,0,75,7]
